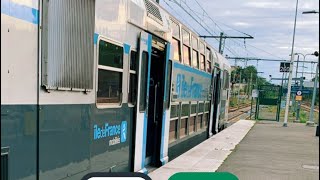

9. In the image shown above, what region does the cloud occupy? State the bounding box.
[244,1,282,9]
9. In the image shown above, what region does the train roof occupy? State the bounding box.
[110,0,231,71]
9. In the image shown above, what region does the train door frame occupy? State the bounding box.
[133,32,151,173]
[133,32,170,172]
[209,67,221,135]
[144,36,167,168]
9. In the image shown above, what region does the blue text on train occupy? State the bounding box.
[93,121,127,146]
[176,74,203,99]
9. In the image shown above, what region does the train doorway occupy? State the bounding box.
[145,37,166,168]
[211,69,221,135]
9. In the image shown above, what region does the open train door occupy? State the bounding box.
[209,67,221,136]
[133,32,152,173]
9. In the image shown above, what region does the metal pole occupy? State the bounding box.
[307,61,319,126]
[238,70,242,107]
[295,77,303,122]
[249,72,253,97]
[302,56,305,78]
[218,32,224,54]
[295,55,300,85]
[284,0,299,127]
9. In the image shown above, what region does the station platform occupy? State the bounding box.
[148,120,255,180]
[217,121,319,180]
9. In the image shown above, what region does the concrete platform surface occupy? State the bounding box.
[148,120,255,180]
[217,121,319,180]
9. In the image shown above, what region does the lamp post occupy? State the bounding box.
[283,0,299,127]
[294,53,314,79]
[301,10,319,126]
[307,51,319,126]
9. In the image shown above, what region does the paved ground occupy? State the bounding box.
[217,121,319,180]
[148,120,255,180]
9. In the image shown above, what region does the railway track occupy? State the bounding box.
[301,104,319,113]
[228,105,252,123]
[229,103,252,112]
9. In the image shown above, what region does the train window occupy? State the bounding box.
[192,36,198,49]
[191,104,197,114]
[130,51,138,71]
[189,116,196,134]
[99,41,123,68]
[181,104,190,117]
[200,54,205,71]
[205,103,210,112]
[197,115,202,130]
[97,40,123,104]
[182,29,190,46]
[171,19,180,38]
[207,61,212,73]
[129,51,138,104]
[212,52,218,63]
[198,103,204,113]
[206,48,212,73]
[179,118,188,138]
[172,38,181,62]
[170,104,180,118]
[169,120,178,143]
[224,71,230,89]
[199,42,205,54]
[192,50,199,68]
[97,69,122,104]
[139,51,149,111]
[183,45,191,66]
[203,113,209,129]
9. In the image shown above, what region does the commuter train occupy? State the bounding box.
[1,0,231,179]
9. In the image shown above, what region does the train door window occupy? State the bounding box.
[172,38,181,62]
[182,28,191,66]
[139,51,149,111]
[206,48,212,73]
[129,51,138,104]
[166,60,173,109]
[97,40,123,104]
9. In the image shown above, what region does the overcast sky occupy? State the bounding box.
[159,0,319,83]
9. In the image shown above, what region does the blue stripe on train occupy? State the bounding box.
[1,0,39,25]
[173,62,211,79]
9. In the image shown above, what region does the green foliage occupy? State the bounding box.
[300,111,307,123]
[231,65,272,88]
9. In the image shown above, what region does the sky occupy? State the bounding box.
[159,0,319,84]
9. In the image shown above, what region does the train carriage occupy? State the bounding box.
[1,0,231,179]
